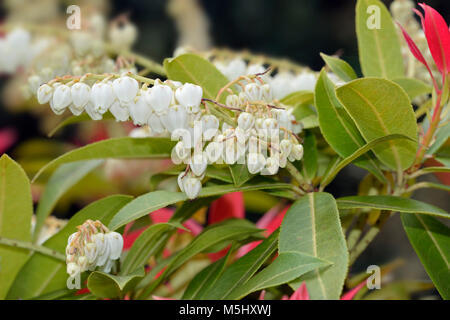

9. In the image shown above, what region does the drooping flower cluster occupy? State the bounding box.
[65,220,123,281]
[38,71,305,200]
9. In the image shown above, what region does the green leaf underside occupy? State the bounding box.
[32,137,176,182]
[33,160,102,242]
[7,195,132,299]
[336,78,418,170]
[108,180,292,230]
[280,91,314,107]
[279,192,348,300]
[401,214,450,299]
[337,195,450,219]
[393,78,432,100]
[229,164,255,187]
[320,53,357,82]
[315,70,385,181]
[301,130,318,180]
[356,0,404,79]
[87,267,145,299]
[0,155,33,299]
[48,113,114,138]
[227,252,330,300]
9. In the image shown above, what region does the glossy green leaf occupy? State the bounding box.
[121,223,173,275]
[48,113,114,137]
[33,160,102,242]
[164,53,229,101]
[229,164,254,187]
[336,78,418,170]
[401,214,450,299]
[87,267,145,299]
[7,195,132,299]
[280,91,314,107]
[182,250,231,300]
[301,131,318,180]
[0,155,33,299]
[320,53,357,82]
[206,230,279,299]
[315,70,385,181]
[356,0,404,78]
[337,195,450,219]
[393,78,432,100]
[320,134,412,189]
[279,192,348,300]
[227,252,330,300]
[108,180,292,230]
[32,137,175,182]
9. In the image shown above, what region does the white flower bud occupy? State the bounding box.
[71,82,91,109]
[37,84,53,104]
[245,83,262,101]
[247,153,266,174]
[190,152,207,176]
[175,141,190,160]
[78,256,88,271]
[205,141,222,163]
[67,262,81,277]
[291,144,304,161]
[145,85,173,115]
[237,112,255,131]
[280,139,293,157]
[161,105,187,132]
[106,232,123,260]
[85,102,103,120]
[148,113,165,133]
[178,172,186,192]
[226,94,240,109]
[85,242,98,264]
[109,100,130,122]
[101,259,115,273]
[183,177,202,199]
[91,82,115,114]
[129,94,152,125]
[69,104,84,116]
[261,84,272,101]
[52,84,72,111]
[262,156,279,175]
[201,115,219,141]
[112,76,139,104]
[96,238,111,267]
[292,72,317,91]
[175,83,202,110]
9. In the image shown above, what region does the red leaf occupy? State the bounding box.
[208,192,244,224]
[0,128,17,154]
[290,282,310,300]
[419,3,450,76]
[340,280,366,300]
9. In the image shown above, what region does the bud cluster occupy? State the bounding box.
[65,220,123,280]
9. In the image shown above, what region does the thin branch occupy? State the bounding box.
[0,236,65,261]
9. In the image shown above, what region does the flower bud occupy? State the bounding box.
[280,139,293,157]
[175,141,190,160]
[244,83,262,101]
[178,172,186,192]
[237,112,255,131]
[71,82,91,109]
[85,102,103,120]
[112,76,139,104]
[190,152,208,176]
[37,84,53,104]
[205,141,222,163]
[175,83,203,110]
[129,94,152,125]
[183,177,202,199]
[109,100,130,122]
[291,144,304,161]
[148,113,165,134]
[247,153,266,174]
[226,94,240,109]
[67,262,81,277]
[91,82,115,114]
[145,84,173,115]
[52,84,72,111]
[201,115,219,141]
[263,156,279,175]
[106,232,123,260]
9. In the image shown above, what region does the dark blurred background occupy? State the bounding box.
[0,0,449,298]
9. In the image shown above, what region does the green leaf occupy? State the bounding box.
[0,155,33,299]
[33,160,102,242]
[229,164,254,187]
[315,70,385,182]
[108,180,292,230]
[227,252,330,300]
[393,78,432,101]
[87,267,145,299]
[280,91,314,107]
[32,137,175,182]
[356,0,404,79]
[48,113,114,138]
[301,131,318,180]
[121,223,174,275]
[418,166,450,174]
[336,78,418,170]
[7,195,132,299]
[320,134,412,189]
[427,122,450,155]
[164,53,229,101]
[401,214,450,299]
[182,250,232,300]
[206,230,279,299]
[320,53,357,82]
[337,195,450,219]
[279,192,348,300]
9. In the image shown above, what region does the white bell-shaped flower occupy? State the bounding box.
[292,72,317,91]
[183,177,202,199]
[148,113,165,133]
[91,82,115,114]
[247,153,266,174]
[84,242,98,264]
[106,232,123,260]
[161,105,187,132]
[109,100,130,122]
[174,141,190,160]
[69,104,84,116]
[177,172,186,192]
[237,112,255,131]
[222,58,246,80]
[280,139,293,158]
[37,84,53,104]
[205,141,222,163]
[145,84,173,115]
[77,256,88,271]
[262,156,279,175]
[226,94,240,109]
[52,84,72,111]
[71,82,91,109]
[175,83,202,111]
[85,102,103,120]
[190,152,208,176]
[112,76,139,104]
[67,262,81,277]
[261,84,273,102]
[244,83,262,101]
[201,115,219,141]
[96,237,111,267]
[290,144,304,161]
[129,94,152,125]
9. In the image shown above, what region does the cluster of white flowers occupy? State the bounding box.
[38,72,305,200]
[213,58,318,100]
[65,220,123,282]
[0,28,50,74]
